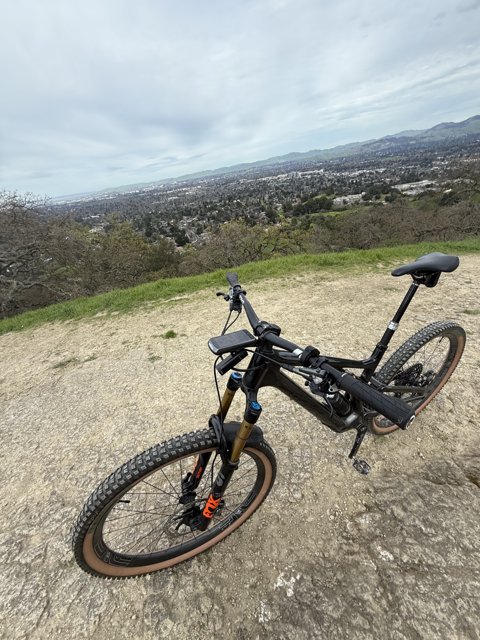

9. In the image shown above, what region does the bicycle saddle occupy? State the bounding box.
[391,252,459,277]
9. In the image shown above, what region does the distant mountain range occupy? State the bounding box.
[56,115,480,202]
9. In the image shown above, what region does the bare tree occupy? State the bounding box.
[0,191,70,316]
[0,193,181,317]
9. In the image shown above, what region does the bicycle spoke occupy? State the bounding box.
[118,506,184,553]
[213,504,237,519]
[107,508,174,522]
[160,467,181,498]
[122,522,171,554]
[230,467,255,484]
[140,478,178,499]
[226,481,256,494]
[125,491,177,496]
[105,515,167,537]
[96,447,263,557]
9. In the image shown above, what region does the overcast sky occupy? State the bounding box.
[1,0,479,197]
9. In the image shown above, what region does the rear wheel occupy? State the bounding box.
[368,321,465,435]
[72,428,276,578]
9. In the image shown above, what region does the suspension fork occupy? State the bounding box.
[195,400,263,531]
[217,371,243,420]
[183,372,244,496]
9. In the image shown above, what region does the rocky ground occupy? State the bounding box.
[1,256,479,639]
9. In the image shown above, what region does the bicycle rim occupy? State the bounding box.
[371,326,464,433]
[81,445,273,576]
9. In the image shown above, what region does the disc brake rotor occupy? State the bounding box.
[394,362,423,386]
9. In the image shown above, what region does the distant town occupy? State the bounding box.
[3,115,478,318]
[46,115,480,247]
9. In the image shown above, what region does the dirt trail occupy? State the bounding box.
[1,256,479,639]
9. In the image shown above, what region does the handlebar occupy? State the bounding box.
[320,362,415,429]
[226,272,240,288]
[223,272,416,429]
[239,293,261,330]
[262,331,302,353]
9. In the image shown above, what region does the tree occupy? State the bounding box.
[439,190,461,207]
[93,222,178,287]
[178,220,307,275]
[0,191,68,316]
[173,229,189,246]
[0,192,180,317]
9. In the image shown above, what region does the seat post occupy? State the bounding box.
[366,281,420,376]
[390,280,421,326]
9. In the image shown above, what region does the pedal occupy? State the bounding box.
[352,458,371,475]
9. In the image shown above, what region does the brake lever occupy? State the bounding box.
[281,365,316,382]
[217,286,245,311]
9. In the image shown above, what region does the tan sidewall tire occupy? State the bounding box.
[370,324,465,435]
[81,446,274,578]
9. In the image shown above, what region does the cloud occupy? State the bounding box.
[0,0,479,196]
[457,0,480,12]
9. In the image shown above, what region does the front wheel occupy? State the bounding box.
[72,428,276,578]
[368,321,466,435]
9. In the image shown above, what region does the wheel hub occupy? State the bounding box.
[173,503,203,531]
[394,363,423,386]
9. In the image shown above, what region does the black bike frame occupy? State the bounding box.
[193,278,422,529]
[237,279,421,434]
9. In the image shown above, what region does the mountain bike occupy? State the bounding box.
[72,252,465,578]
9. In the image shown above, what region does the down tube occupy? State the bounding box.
[259,366,354,433]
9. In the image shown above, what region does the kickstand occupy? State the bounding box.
[348,425,371,475]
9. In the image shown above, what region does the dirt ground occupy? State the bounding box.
[1,255,479,639]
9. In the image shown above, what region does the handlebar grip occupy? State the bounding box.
[226,272,239,287]
[322,365,415,429]
[263,332,301,352]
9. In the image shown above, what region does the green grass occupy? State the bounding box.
[462,308,480,315]
[162,330,177,339]
[1,238,479,336]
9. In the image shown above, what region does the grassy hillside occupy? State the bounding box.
[1,239,479,336]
